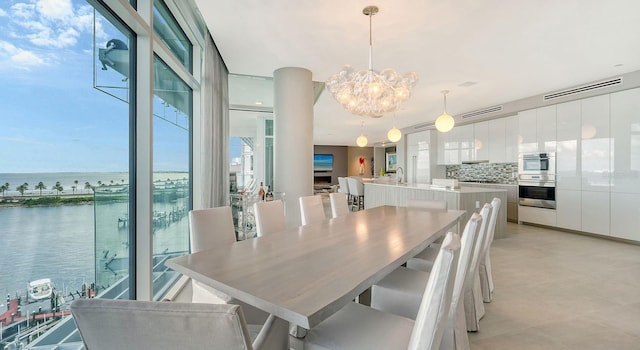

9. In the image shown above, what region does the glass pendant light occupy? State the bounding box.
[387,113,402,142]
[435,90,455,133]
[356,121,368,147]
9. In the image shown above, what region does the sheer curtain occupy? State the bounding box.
[201,31,229,207]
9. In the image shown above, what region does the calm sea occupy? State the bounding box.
[0,172,189,298]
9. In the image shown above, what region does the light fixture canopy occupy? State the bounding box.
[326,6,418,118]
[435,90,455,133]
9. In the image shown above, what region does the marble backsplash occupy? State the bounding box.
[446,162,518,184]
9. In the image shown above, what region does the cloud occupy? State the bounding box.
[0,8,7,17]
[37,0,74,21]
[0,40,46,69]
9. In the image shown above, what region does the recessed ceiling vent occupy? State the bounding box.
[459,105,503,120]
[413,122,435,130]
[543,77,623,101]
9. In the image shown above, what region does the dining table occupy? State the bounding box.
[166,205,465,329]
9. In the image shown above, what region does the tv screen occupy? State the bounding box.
[314,154,333,172]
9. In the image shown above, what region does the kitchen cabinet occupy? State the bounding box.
[518,205,556,226]
[610,87,640,194]
[459,182,518,222]
[555,100,581,190]
[581,94,610,192]
[610,192,640,241]
[437,126,461,165]
[504,115,519,162]
[458,124,474,163]
[555,189,581,230]
[488,118,506,163]
[406,131,430,184]
[518,106,556,153]
[581,191,609,235]
[474,121,489,161]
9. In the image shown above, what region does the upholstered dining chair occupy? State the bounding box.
[329,192,350,218]
[370,213,483,350]
[337,176,351,205]
[71,299,289,350]
[304,232,461,350]
[254,200,286,237]
[183,207,269,327]
[479,197,502,303]
[299,195,327,225]
[346,177,365,211]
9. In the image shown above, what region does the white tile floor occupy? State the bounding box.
[468,223,640,350]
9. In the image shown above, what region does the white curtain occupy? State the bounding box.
[201,31,229,207]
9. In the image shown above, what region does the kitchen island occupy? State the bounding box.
[364,182,508,239]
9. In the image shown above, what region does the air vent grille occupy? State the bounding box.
[413,122,434,130]
[459,105,503,120]
[543,77,623,101]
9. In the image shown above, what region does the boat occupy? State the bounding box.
[28,278,53,300]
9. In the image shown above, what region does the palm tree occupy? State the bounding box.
[85,181,93,193]
[97,180,102,187]
[35,182,46,196]
[54,181,63,197]
[0,183,7,197]
[17,184,26,196]
[74,180,79,194]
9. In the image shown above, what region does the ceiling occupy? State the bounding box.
[195,0,640,146]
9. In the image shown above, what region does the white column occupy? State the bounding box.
[274,67,313,228]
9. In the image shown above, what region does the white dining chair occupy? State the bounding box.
[463,203,492,332]
[337,176,351,206]
[71,299,289,350]
[479,197,501,303]
[347,177,364,211]
[184,207,269,327]
[370,213,483,350]
[254,200,286,236]
[329,192,350,218]
[299,195,326,225]
[304,232,461,350]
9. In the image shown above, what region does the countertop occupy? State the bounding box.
[365,181,508,194]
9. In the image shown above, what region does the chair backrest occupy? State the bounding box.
[407,199,448,210]
[482,198,501,256]
[467,204,492,288]
[299,195,326,225]
[407,232,461,350]
[71,299,253,350]
[189,206,236,253]
[450,213,483,311]
[254,200,286,237]
[337,177,349,194]
[329,192,350,218]
[347,177,363,196]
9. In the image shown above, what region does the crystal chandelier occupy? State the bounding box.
[326,6,418,118]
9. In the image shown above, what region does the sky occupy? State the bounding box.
[0,0,193,173]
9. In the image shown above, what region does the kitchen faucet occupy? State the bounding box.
[396,166,404,184]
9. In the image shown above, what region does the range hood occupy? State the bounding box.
[462,160,489,164]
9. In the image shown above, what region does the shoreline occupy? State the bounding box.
[0,193,95,208]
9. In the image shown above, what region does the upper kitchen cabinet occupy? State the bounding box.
[518,106,556,153]
[610,87,640,194]
[581,94,610,192]
[488,118,506,163]
[504,115,519,162]
[458,124,474,163]
[437,126,460,165]
[556,100,581,190]
[474,121,489,161]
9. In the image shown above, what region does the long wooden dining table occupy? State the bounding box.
[166,205,465,329]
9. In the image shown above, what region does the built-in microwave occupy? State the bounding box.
[518,152,555,181]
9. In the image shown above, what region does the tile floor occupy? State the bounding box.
[468,223,640,350]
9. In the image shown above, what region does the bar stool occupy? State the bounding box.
[347,177,364,211]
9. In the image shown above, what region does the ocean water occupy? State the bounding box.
[0,172,189,298]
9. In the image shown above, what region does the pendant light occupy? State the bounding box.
[356,121,368,147]
[435,90,455,133]
[387,113,402,142]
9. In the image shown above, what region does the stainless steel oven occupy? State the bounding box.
[519,182,556,209]
[518,152,556,209]
[518,152,555,181]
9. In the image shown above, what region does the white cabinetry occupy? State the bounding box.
[610,88,640,194]
[505,115,519,162]
[610,193,640,241]
[556,100,581,190]
[458,124,474,163]
[474,121,489,161]
[406,131,430,184]
[581,191,609,235]
[437,127,460,165]
[488,118,506,163]
[518,106,556,153]
[555,189,581,230]
[581,95,610,192]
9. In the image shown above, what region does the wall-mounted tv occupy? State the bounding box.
[314,154,334,172]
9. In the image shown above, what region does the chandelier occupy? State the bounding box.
[326,5,418,118]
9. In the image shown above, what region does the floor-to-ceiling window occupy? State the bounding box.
[0,0,202,347]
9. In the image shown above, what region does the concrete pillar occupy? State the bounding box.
[273,67,313,228]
